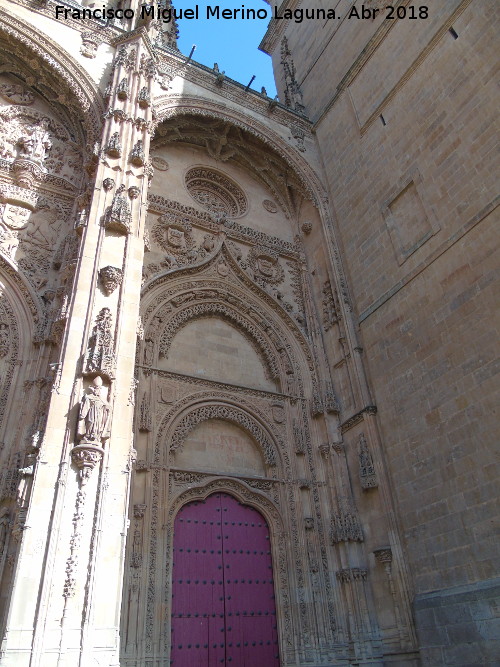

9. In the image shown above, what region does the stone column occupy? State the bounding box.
[0,28,155,667]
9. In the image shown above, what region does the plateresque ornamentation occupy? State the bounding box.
[185,167,247,218]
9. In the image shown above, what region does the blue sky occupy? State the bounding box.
[176,0,278,96]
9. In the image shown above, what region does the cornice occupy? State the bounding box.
[155,48,311,131]
[259,0,300,54]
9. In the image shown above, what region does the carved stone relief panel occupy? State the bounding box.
[184,166,248,219]
[0,101,83,190]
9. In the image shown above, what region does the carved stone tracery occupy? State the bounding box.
[185,166,248,218]
[158,298,280,382]
[170,403,277,466]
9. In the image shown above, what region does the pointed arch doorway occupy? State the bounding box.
[170,492,280,666]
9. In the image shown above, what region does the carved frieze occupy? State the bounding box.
[0,82,34,105]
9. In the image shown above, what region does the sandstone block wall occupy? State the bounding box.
[264,0,500,663]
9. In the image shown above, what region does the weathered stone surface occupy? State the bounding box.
[0,1,496,666]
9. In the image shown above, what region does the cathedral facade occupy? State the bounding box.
[0,0,497,665]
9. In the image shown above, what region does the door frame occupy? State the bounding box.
[164,478,291,666]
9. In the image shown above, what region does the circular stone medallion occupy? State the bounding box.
[185,166,247,218]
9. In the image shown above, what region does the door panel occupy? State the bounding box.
[171,493,280,666]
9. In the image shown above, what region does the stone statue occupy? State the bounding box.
[77,376,111,445]
[18,118,52,162]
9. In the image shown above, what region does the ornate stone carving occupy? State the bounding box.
[271,401,285,423]
[63,487,86,598]
[0,82,34,105]
[311,393,324,417]
[336,567,368,583]
[139,393,152,432]
[185,166,248,218]
[0,322,10,358]
[138,87,151,109]
[84,308,116,380]
[374,547,392,564]
[319,442,330,458]
[76,376,111,446]
[99,266,123,295]
[301,221,312,234]
[170,404,277,466]
[0,508,10,557]
[105,131,122,158]
[247,245,285,286]
[293,419,306,455]
[359,433,378,489]
[17,117,51,162]
[71,444,104,484]
[134,503,147,519]
[80,31,101,58]
[148,193,298,255]
[324,380,340,414]
[330,503,363,544]
[158,300,279,381]
[151,155,168,171]
[263,199,277,213]
[322,281,339,331]
[143,339,154,366]
[280,37,305,114]
[116,78,129,100]
[129,140,145,166]
[291,123,306,152]
[104,185,131,234]
[341,405,377,433]
[103,177,115,191]
[304,517,314,530]
[151,214,195,259]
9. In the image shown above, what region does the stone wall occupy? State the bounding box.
[263,0,500,662]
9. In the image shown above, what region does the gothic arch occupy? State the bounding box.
[0,262,37,481]
[0,9,103,145]
[154,96,326,201]
[162,477,293,658]
[140,245,317,397]
[171,403,277,467]
[159,393,284,471]
[159,299,280,382]
[0,255,41,324]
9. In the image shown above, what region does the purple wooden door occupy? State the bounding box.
[171,493,280,666]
